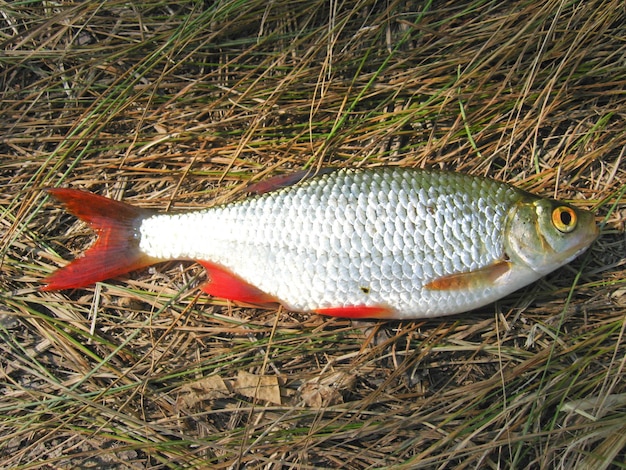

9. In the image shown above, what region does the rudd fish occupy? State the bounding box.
[41,167,598,319]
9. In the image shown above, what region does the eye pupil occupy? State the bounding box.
[560,210,572,226]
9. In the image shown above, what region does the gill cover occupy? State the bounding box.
[504,196,598,276]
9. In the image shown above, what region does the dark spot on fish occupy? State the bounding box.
[360,286,370,294]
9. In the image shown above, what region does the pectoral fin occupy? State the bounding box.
[424,260,511,291]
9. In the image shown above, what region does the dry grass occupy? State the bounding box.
[1,0,625,468]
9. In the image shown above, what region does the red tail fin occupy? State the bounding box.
[41,188,157,291]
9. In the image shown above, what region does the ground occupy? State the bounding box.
[1,1,625,468]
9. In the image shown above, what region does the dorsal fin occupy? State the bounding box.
[246,168,336,195]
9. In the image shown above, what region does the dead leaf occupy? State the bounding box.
[299,371,356,407]
[234,370,281,405]
[299,382,343,407]
[178,375,230,409]
[611,287,626,306]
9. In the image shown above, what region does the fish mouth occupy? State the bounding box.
[528,224,599,277]
[552,226,600,271]
[562,242,594,266]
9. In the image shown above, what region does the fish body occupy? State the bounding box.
[43,168,598,319]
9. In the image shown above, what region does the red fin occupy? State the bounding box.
[41,189,156,291]
[424,260,511,291]
[246,168,336,195]
[199,261,278,306]
[315,305,395,319]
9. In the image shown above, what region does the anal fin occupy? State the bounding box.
[424,260,511,291]
[199,261,278,306]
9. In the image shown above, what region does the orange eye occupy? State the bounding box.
[552,206,577,233]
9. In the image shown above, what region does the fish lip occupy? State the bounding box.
[564,243,593,265]
[526,224,600,277]
[558,220,600,264]
[527,229,598,277]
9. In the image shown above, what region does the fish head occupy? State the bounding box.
[505,196,599,276]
